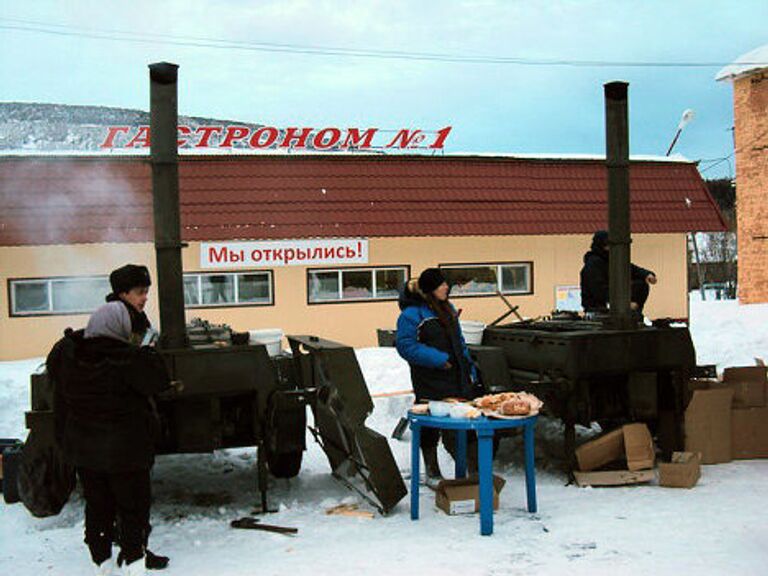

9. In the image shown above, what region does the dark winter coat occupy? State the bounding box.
[395,280,477,401]
[47,329,170,473]
[580,247,654,311]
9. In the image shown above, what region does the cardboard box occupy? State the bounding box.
[723,366,768,408]
[573,469,655,487]
[731,406,768,459]
[575,423,655,472]
[684,387,733,464]
[435,475,505,515]
[623,423,656,471]
[575,428,624,472]
[658,452,701,488]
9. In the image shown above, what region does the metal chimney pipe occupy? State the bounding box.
[149,62,187,349]
[604,81,634,330]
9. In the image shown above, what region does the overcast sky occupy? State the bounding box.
[1,1,766,178]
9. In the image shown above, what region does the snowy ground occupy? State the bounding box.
[1,297,767,575]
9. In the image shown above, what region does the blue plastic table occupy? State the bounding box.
[408,412,538,536]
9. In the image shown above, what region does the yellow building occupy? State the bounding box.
[0,154,726,360]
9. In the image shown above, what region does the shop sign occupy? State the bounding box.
[101,125,452,150]
[201,238,369,269]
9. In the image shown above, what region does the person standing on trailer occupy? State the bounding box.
[580,230,658,317]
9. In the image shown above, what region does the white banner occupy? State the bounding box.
[200,239,369,269]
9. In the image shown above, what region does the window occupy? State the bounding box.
[183,271,273,308]
[440,263,532,297]
[308,266,408,303]
[10,276,111,316]
[10,270,275,316]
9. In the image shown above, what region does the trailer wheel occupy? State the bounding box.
[266,450,303,479]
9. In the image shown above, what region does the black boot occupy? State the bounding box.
[118,549,169,571]
[145,550,169,570]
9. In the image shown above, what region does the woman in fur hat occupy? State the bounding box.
[395,268,479,487]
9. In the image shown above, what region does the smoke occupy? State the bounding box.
[1,156,150,246]
[0,156,161,321]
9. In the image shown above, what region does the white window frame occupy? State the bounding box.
[184,271,274,308]
[9,276,111,316]
[307,266,408,304]
[439,262,533,297]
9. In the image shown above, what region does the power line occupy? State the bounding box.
[2,16,766,68]
[699,127,768,174]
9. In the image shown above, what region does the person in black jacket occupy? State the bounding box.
[48,265,170,576]
[580,230,657,315]
[395,268,479,487]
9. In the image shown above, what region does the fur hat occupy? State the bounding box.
[418,267,446,294]
[109,264,151,295]
[591,230,609,250]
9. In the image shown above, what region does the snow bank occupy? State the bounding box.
[2,298,768,575]
[689,295,768,371]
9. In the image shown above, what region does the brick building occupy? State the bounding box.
[717,44,768,303]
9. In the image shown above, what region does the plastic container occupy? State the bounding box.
[248,328,284,357]
[428,400,452,417]
[459,320,486,345]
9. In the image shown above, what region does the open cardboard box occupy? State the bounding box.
[573,423,655,487]
[435,475,505,515]
[658,452,701,488]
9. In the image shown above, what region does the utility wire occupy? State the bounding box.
[700,127,768,174]
[2,17,767,68]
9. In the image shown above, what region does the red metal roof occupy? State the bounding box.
[0,154,727,246]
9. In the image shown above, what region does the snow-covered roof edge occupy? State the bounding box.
[716,44,768,82]
[0,149,694,163]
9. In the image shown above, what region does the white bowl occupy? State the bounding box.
[428,400,452,417]
[449,404,473,419]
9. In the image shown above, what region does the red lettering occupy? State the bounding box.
[279,127,314,149]
[313,128,341,150]
[220,126,251,148]
[177,125,191,147]
[262,249,272,260]
[125,126,151,148]
[323,247,335,259]
[296,249,308,260]
[229,249,243,263]
[429,126,452,149]
[251,249,263,262]
[209,246,228,263]
[100,126,130,148]
[283,248,296,263]
[249,127,279,148]
[386,129,426,149]
[310,248,324,259]
[272,249,283,261]
[195,126,223,148]
[342,128,377,149]
[345,247,358,258]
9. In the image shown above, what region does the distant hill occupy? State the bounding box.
[0,102,262,151]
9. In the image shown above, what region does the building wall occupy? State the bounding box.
[0,233,688,360]
[734,72,768,303]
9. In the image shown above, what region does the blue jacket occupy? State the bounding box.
[396,280,477,401]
